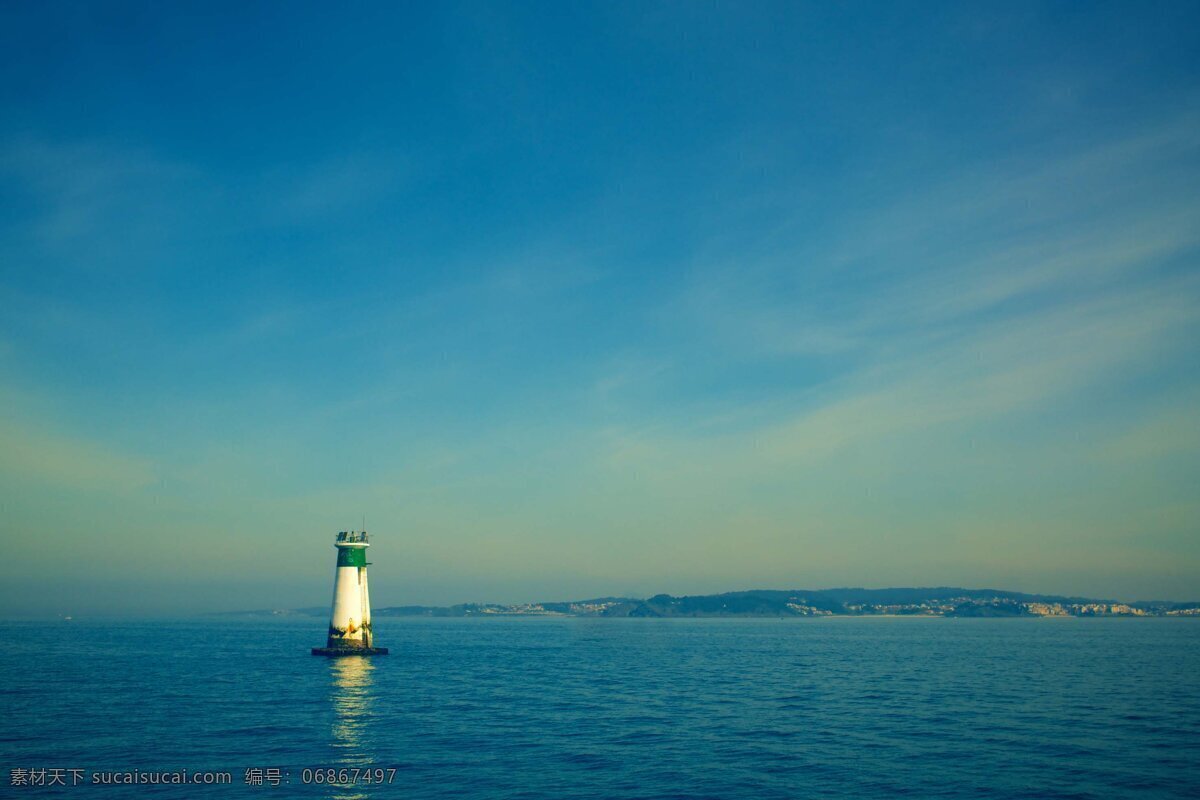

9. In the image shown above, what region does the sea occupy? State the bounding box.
[1,616,1198,799]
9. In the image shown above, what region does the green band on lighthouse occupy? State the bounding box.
[337,547,367,567]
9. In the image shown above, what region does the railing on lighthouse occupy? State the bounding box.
[312,530,388,656]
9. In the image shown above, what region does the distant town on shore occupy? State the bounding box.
[238,588,1200,619]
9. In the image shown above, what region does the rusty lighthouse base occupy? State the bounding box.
[311,645,389,657]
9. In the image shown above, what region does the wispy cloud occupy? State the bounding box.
[256,152,419,223]
[0,139,208,268]
[0,403,155,493]
[672,114,1200,362]
[586,116,1200,554]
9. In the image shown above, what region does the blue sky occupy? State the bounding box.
[1,2,1198,614]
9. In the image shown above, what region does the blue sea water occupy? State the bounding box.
[1,617,1198,799]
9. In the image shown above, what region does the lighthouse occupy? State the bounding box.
[311,530,388,656]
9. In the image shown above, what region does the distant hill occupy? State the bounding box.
[223,588,1200,618]
[210,606,327,617]
[362,588,1200,618]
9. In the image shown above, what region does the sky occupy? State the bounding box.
[1,1,1198,615]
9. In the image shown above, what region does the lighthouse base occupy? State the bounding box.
[311,646,389,657]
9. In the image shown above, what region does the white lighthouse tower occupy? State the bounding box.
[312,530,388,656]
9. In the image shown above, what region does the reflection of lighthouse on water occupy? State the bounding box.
[330,656,374,756]
[326,656,377,800]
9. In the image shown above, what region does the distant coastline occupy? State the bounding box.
[225,587,1200,619]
